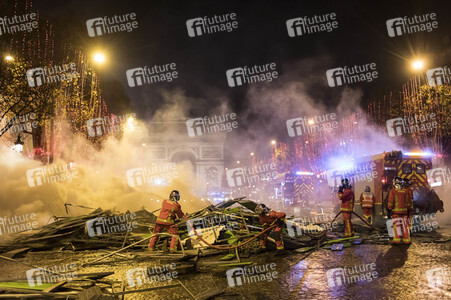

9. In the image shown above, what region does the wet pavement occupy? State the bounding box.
[1,223,449,299]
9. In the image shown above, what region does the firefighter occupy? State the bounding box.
[338,178,354,237]
[388,177,412,244]
[403,178,414,231]
[360,186,375,224]
[255,203,286,253]
[148,190,186,253]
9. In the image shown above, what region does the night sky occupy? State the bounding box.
[30,0,451,158]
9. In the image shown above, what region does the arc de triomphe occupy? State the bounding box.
[146,121,226,193]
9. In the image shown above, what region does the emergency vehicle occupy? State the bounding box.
[346,151,444,219]
[274,171,327,214]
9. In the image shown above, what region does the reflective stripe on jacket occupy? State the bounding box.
[387,188,412,214]
[156,199,185,225]
[339,188,354,212]
[360,192,375,208]
[259,210,286,226]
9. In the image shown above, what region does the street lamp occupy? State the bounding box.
[94,53,106,64]
[125,116,135,133]
[412,59,424,71]
[5,55,14,61]
[271,140,276,145]
[13,135,24,153]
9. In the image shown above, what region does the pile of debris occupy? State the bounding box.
[0,197,391,298]
[0,207,157,253]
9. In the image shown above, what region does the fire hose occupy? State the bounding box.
[183,210,382,250]
[288,210,383,240]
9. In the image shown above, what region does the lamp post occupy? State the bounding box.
[410,58,427,85]
[13,134,24,153]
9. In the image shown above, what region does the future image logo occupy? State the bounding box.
[26,68,45,87]
[186,13,238,37]
[0,213,38,235]
[86,13,138,37]
[426,267,450,289]
[326,263,377,287]
[286,214,338,237]
[126,163,178,188]
[126,264,178,287]
[226,168,245,187]
[86,213,138,237]
[0,112,38,135]
[386,114,438,137]
[226,263,278,287]
[325,163,377,188]
[286,114,338,137]
[386,13,438,37]
[326,63,378,87]
[286,13,338,37]
[427,167,451,187]
[226,163,277,188]
[426,67,450,87]
[186,215,236,237]
[26,164,78,187]
[26,63,78,87]
[186,114,238,137]
[26,263,78,287]
[226,63,278,87]
[0,13,38,36]
[387,214,439,237]
[86,113,136,137]
[126,64,178,87]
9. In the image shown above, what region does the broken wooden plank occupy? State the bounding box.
[42,280,67,293]
[110,283,181,295]
[0,292,77,299]
[82,236,153,267]
[176,279,198,300]
[326,236,360,244]
[0,247,31,259]
[0,282,54,291]
[196,289,225,300]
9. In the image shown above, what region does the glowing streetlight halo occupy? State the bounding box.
[5,55,14,61]
[412,59,424,71]
[93,52,106,64]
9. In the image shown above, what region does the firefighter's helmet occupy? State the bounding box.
[393,177,403,189]
[342,178,352,189]
[403,178,412,187]
[364,186,371,192]
[170,190,180,202]
[255,204,270,215]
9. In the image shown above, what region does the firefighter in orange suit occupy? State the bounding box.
[149,190,186,253]
[338,178,354,237]
[255,204,286,251]
[403,178,415,231]
[360,186,376,224]
[388,177,413,244]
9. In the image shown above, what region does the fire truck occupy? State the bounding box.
[344,151,444,220]
[274,171,327,215]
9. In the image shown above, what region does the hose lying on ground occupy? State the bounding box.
[351,211,383,232]
[184,209,382,250]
